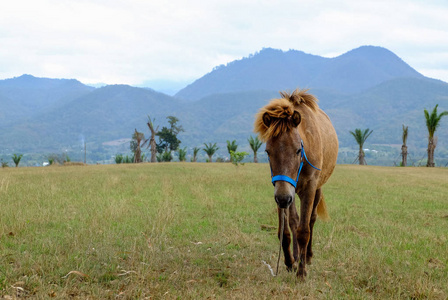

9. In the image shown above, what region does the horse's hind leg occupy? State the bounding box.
[306,188,321,265]
[277,207,294,271]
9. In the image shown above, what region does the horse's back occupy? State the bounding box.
[316,108,338,187]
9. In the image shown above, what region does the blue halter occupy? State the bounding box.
[268,141,321,188]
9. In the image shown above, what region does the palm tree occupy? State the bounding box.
[248,135,263,163]
[401,125,409,167]
[146,115,159,163]
[226,140,238,162]
[12,154,23,167]
[349,128,373,165]
[192,147,200,162]
[203,143,219,162]
[424,104,448,167]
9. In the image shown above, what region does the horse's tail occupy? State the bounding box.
[317,193,330,221]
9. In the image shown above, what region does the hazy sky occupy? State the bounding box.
[1,0,448,87]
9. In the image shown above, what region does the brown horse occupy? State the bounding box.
[254,89,338,278]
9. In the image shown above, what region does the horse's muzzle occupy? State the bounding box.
[275,194,293,209]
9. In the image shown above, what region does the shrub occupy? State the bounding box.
[115,154,123,164]
[230,151,249,166]
[177,147,187,162]
[162,151,173,162]
[123,155,133,163]
[1,159,8,168]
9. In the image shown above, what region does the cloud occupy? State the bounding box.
[1,0,448,85]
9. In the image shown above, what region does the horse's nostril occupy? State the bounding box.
[275,195,292,208]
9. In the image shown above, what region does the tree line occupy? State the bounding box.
[116,115,263,164]
[4,104,445,167]
[350,104,448,167]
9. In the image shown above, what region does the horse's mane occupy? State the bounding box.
[254,89,319,142]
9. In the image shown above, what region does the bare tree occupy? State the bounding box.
[131,129,146,163]
[401,125,409,167]
[146,115,159,163]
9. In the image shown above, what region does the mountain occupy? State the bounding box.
[175,90,278,146]
[1,46,448,166]
[0,74,94,126]
[316,77,448,148]
[138,79,194,96]
[0,84,179,151]
[175,46,423,101]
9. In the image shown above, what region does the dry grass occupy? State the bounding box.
[0,163,447,299]
[63,162,87,166]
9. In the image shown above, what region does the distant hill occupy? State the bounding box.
[1,46,448,166]
[2,78,446,161]
[316,77,448,148]
[175,46,424,101]
[0,84,179,151]
[0,74,94,126]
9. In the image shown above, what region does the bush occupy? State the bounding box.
[161,151,173,162]
[230,151,249,166]
[123,155,133,163]
[177,147,187,162]
[47,153,67,165]
[1,159,8,168]
[156,151,172,162]
[115,154,123,164]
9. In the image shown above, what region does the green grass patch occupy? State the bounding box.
[1,163,447,298]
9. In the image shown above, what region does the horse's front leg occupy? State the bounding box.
[296,187,317,278]
[277,207,294,271]
[306,188,321,265]
[288,199,299,270]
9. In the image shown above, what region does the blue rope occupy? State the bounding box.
[270,141,320,188]
[271,175,297,188]
[301,141,320,171]
[301,141,321,171]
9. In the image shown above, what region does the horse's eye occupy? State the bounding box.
[296,149,301,155]
[265,150,270,156]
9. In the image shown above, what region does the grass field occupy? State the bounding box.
[1,163,447,299]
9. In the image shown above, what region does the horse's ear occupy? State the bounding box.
[292,111,301,127]
[262,112,271,127]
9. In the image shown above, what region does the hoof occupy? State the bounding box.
[286,261,299,272]
[306,252,313,265]
[292,261,299,271]
[297,268,307,279]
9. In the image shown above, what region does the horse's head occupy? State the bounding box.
[260,105,302,209]
[255,90,320,209]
